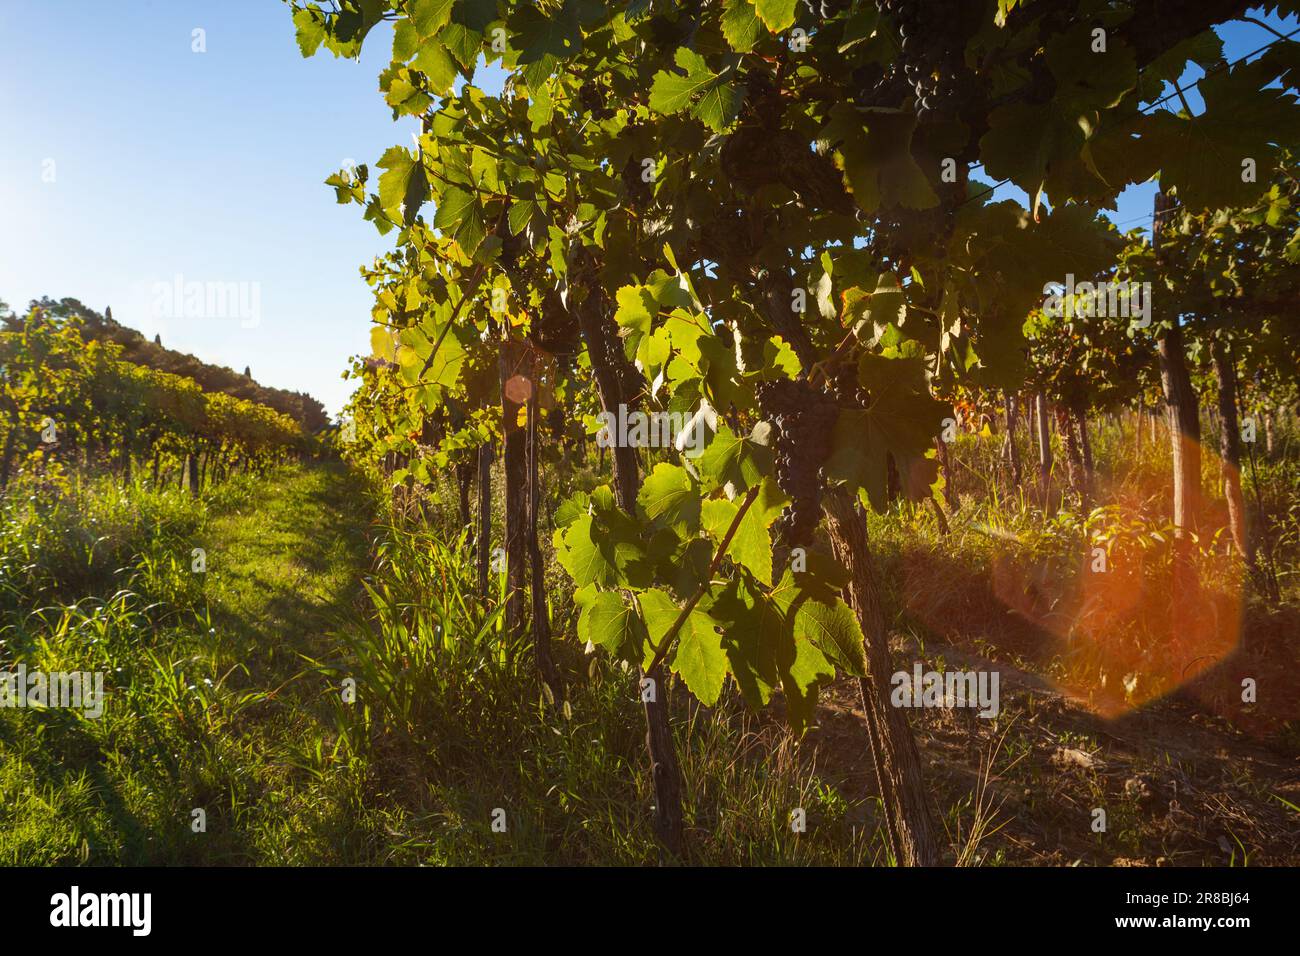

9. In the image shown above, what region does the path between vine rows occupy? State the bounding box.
[169,461,375,863]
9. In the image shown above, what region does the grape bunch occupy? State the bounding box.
[756,378,841,548]
[532,292,581,354]
[801,0,850,18]
[620,154,651,209]
[874,0,976,122]
[825,361,870,409]
[496,203,521,267]
[851,62,911,109]
[578,81,615,122]
[870,197,961,269]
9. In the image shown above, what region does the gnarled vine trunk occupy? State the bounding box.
[1158,323,1201,536]
[185,451,200,499]
[1153,190,1201,542]
[572,285,685,860]
[526,370,563,702]
[935,437,959,514]
[1055,406,1083,501]
[1076,407,1094,494]
[822,490,939,866]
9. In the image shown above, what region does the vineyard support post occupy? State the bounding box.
[476,441,492,598]
[1210,338,1251,563]
[1004,392,1022,488]
[1035,392,1052,508]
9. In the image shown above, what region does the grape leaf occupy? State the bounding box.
[751,0,798,33]
[577,586,647,656]
[637,462,701,532]
[640,588,727,705]
[702,495,773,586]
[794,595,866,677]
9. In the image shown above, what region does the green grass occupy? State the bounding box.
[0,463,377,864]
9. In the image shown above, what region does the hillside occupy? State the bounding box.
[10,296,329,432]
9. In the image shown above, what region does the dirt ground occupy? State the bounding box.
[797,630,1299,866]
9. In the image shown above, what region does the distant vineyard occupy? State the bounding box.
[0,308,309,493]
[15,297,330,433]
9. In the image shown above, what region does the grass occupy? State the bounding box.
[1,405,1296,866]
[0,463,376,864]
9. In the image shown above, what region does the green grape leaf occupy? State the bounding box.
[821,104,938,212]
[511,0,582,63]
[695,421,771,494]
[555,512,645,588]
[637,462,701,532]
[752,0,798,33]
[1145,62,1300,210]
[779,635,834,732]
[614,284,656,336]
[708,576,783,708]
[702,495,773,586]
[411,0,455,38]
[793,595,866,677]
[292,6,327,56]
[377,146,429,225]
[413,40,459,96]
[577,586,647,656]
[721,0,764,53]
[640,588,727,705]
[649,47,742,132]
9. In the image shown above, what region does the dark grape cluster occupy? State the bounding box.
[825,362,870,409]
[620,154,651,209]
[532,294,581,354]
[801,0,850,18]
[851,62,911,109]
[873,0,976,122]
[578,80,615,121]
[756,378,841,548]
[496,203,521,267]
[869,189,965,268]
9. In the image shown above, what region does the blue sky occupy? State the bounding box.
[1,0,411,416]
[0,3,1294,417]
